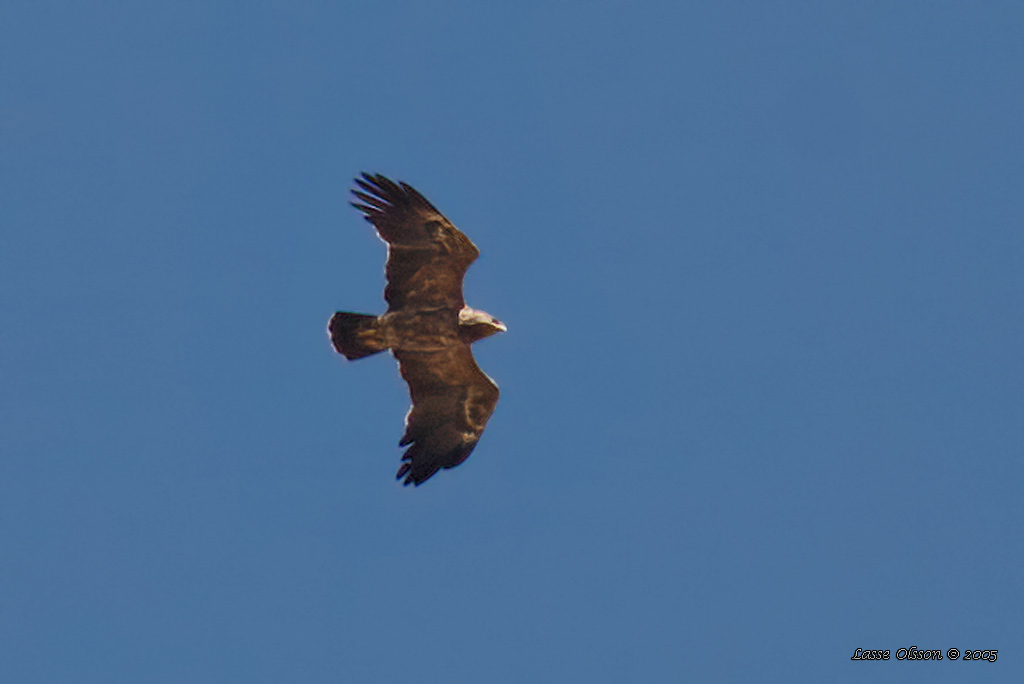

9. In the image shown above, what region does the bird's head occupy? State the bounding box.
[458,306,507,344]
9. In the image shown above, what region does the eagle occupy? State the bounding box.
[328,173,505,486]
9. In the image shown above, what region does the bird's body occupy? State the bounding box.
[382,308,457,351]
[328,174,505,486]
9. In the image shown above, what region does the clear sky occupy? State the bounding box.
[2,2,1021,682]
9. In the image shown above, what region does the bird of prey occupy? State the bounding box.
[328,173,505,486]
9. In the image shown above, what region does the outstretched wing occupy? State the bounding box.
[392,345,500,486]
[350,173,479,312]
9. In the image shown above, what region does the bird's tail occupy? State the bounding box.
[328,312,388,360]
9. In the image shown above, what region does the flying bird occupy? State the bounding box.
[328,173,505,486]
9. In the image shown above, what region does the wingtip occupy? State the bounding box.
[396,461,411,480]
[354,172,409,203]
[353,176,378,196]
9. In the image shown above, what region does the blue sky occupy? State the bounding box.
[2,1,1022,682]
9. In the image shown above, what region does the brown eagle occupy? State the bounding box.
[328,173,505,486]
